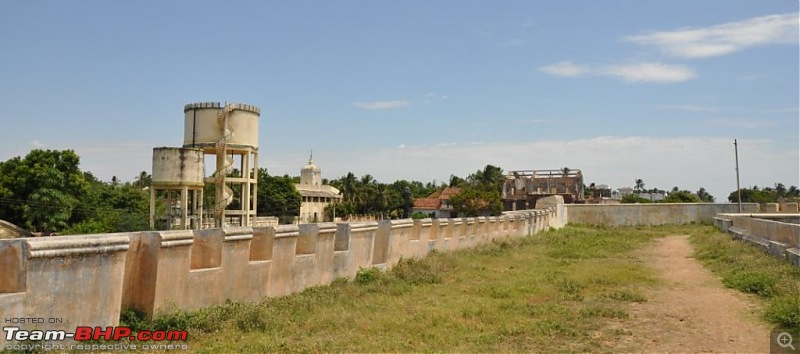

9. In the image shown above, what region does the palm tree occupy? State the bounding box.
[788,185,799,198]
[634,179,644,193]
[775,183,787,198]
[342,172,357,203]
[133,171,151,189]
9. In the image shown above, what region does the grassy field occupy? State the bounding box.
[118,224,688,353]
[690,225,800,333]
[108,223,800,353]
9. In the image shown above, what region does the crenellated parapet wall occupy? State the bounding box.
[0,234,131,338]
[0,199,563,346]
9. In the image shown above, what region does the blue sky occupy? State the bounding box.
[0,1,797,201]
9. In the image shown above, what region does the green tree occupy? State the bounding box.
[788,185,799,198]
[728,186,779,203]
[0,149,89,233]
[65,176,150,234]
[774,183,787,199]
[448,164,504,216]
[466,164,504,193]
[449,175,467,188]
[133,171,152,189]
[256,169,301,223]
[621,194,652,203]
[696,187,715,203]
[663,190,701,203]
[634,179,645,193]
[448,187,501,217]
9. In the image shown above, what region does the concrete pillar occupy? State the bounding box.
[181,186,189,229]
[149,188,156,229]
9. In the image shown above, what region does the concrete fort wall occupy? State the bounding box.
[0,202,562,346]
[713,213,800,267]
[565,203,759,226]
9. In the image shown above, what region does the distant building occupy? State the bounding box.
[638,192,666,202]
[586,183,613,203]
[502,168,585,210]
[294,155,342,223]
[412,187,461,218]
[617,187,634,196]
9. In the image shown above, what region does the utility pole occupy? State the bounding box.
[734,139,742,213]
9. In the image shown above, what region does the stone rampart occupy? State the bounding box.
[713,213,800,267]
[0,206,558,346]
[565,203,759,226]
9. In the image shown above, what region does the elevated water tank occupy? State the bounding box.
[152,147,205,187]
[183,102,260,149]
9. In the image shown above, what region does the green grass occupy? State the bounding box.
[690,225,800,330]
[119,224,715,353]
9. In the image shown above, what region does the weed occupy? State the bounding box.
[355,267,387,285]
[722,271,777,297]
[579,306,629,319]
[391,257,444,285]
[614,328,633,335]
[535,319,576,337]
[235,305,268,332]
[691,228,800,331]
[765,295,800,328]
[606,290,648,303]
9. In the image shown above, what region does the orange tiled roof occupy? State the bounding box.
[413,187,462,210]
[413,197,440,209]
[439,187,461,200]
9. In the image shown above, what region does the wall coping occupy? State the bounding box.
[414,218,433,227]
[275,225,300,238]
[223,227,253,242]
[26,234,130,259]
[349,222,379,232]
[157,230,194,248]
[383,219,414,229]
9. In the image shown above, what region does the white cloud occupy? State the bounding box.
[540,61,695,83]
[352,100,410,110]
[265,136,798,205]
[30,140,46,149]
[529,118,550,124]
[422,92,449,104]
[704,118,779,129]
[767,107,800,114]
[538,61,589,77]
[625,13,799,58]
[656,104,719,112]
[598,62,696,83]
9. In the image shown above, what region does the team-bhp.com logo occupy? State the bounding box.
[4,326,188,352]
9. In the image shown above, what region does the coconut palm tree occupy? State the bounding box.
[133,171,151,189]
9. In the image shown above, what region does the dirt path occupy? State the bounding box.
[610,235,771,352]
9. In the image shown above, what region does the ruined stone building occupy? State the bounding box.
[502,168,585,211]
